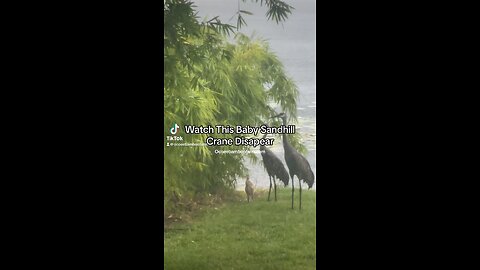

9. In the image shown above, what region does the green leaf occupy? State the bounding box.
[239,10,253,15]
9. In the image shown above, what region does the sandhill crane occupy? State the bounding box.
[259,127,289,201]
[245,176,255,202]
[272,112,314,210]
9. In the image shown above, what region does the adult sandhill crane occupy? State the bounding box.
[245,176,255,203]
[272,112,314,210]
[259,127,289,202]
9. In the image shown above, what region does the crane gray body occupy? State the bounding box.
[260,139,289,201]
[272,113,315,209]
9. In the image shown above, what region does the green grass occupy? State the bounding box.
[164,188,316,270]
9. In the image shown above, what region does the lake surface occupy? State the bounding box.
[194,0,316,190]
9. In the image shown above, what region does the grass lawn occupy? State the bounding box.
[164,188,316,270]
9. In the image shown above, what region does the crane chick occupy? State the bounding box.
[245,176,255,203]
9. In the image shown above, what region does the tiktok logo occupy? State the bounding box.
[170,123,180,135]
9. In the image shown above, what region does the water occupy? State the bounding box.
[194,0,317,190]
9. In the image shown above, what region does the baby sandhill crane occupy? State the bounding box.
[245,176,255,203]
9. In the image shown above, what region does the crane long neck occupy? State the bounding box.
[282,131,288,145]
[281,117,290,148]
[260,132,267,151]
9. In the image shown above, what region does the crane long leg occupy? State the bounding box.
[273,176,277,202]
[299,179,302,210]
[267,175,272,201]
[291,175,295,209]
